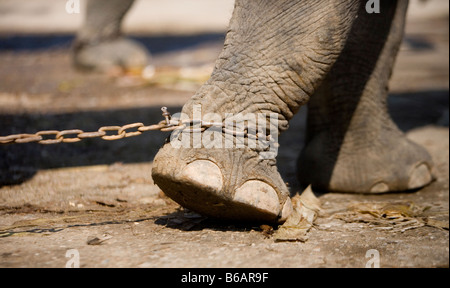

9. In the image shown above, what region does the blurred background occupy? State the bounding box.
[0,0,448,34]
[0,0,235,35]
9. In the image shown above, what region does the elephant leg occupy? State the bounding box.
[73,0,150,72]
[152,0,362,222]
[298,0,434,193]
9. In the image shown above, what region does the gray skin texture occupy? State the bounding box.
[298,0,434,193]
[78,0,435,222]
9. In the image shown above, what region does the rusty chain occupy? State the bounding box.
[0,107,275,145]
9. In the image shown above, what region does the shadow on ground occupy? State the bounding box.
[0,33,225,55]
[0,105,182,186]
[0,33,434,54]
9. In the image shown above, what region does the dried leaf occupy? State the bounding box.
[425,218,449,230]
[273,185,321,242]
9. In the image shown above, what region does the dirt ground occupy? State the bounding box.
[0,1,449,268]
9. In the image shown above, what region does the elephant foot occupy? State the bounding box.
[298,130,435,193]
[152,142,293,223]
[73,38,150,73]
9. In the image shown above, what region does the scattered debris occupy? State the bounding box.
[94,201,115,208]
[260,224,274,238]
[273,185,321,242]
[0,209,157,238]
[87,234,113,245]
[424,218,449,230]
[332,201,449,233]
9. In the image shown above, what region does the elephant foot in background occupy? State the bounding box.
[72,0,150,73]
[298,127,434,194]
[73,38,150,73]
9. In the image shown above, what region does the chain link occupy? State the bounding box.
[0,107,275,145]
[0,107,171,145]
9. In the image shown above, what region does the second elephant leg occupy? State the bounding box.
[73,0,150,72]
[298,0,434,193]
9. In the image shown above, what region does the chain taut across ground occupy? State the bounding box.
[0,107,277,146]
[0,107,175,144]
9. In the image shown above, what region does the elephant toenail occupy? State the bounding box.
[370,182,389,193]
[408,163,433,190]
[180,160,223,191]
[278,198,293,223]
[234,180,281,215]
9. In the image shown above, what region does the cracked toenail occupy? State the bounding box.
[180,160,223,191]
[408,163,433,190]
[234,181,280,215]
[279,198,293,223]
[370,182,389,193]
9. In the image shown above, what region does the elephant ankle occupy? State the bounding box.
[168,102,281,160]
